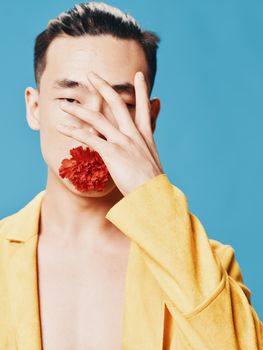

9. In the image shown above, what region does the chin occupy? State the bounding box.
[63,176,117,198]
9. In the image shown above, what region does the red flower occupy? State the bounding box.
[58,146,110,192]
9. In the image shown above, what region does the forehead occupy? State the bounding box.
[41,34,149,89]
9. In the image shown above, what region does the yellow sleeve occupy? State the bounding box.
[105,173,263,349]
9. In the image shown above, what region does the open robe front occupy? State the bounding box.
[0,173,262,349]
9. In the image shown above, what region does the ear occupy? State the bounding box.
[24,86,40,130]
[149,97,161,133]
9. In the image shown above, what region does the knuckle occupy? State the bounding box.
[104,143,118,157]
[96,112,104,122]
[124,135,134,146]
[71,127,80,137]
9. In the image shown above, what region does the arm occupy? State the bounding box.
[105,173,263,349]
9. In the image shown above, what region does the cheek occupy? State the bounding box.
[39,98,84,140]
[39,99,77,127]
[39,103,63,146]
[38,103,81,169]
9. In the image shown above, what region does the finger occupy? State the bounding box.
[55,123,108,156]
[59,100,126,144]
[87,71,137,137]
[134,71,153,140]
[134,72,161,167]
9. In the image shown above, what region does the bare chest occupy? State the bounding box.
[36,236,130,350]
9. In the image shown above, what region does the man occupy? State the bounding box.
[0,2,262,349]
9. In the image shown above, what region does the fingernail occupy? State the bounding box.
[88,71,99,80]
[137,71,144,80]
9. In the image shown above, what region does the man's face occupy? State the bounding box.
[25,34,159,197]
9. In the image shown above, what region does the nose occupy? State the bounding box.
[84,92,107,140]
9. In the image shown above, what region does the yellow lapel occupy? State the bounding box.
[3,191,45,350]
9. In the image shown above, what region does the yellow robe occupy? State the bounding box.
[0,173,262,349]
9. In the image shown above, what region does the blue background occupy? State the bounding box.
[1,1,262,320]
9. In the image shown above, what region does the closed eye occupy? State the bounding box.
[58,98,79,104]
[58,98,134,109]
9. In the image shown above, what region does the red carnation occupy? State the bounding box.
[58,146,110,192]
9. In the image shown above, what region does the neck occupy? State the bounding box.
[39,169,124,245]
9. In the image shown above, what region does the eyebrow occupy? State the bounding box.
[52,78,135,96]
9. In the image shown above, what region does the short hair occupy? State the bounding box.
[34,2,161,95]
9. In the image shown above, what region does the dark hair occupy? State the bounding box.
[34,2,161,95]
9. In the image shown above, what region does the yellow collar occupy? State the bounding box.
[3,190,45,242]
